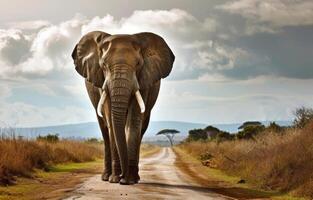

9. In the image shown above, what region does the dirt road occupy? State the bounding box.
[64,148,233,200]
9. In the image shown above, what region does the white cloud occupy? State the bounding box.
[0,9,217,80]
[182,40,213,49]
[6,20,51,30]
[81,15,117,34]
[0,101,95,127]
[217,0,313,33]
[0,84,11,99]
[64,83,88,97]
[195,42,249,70]
[0,29,27,41]
[197,73,232,82]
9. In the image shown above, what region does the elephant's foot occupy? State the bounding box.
[128,175,139,184]
[101,165,111,181]
[119,177,131,185]
[129,166,140,184]
[109,174,121,183]
[109,162,121,183]
[101,171,111,181]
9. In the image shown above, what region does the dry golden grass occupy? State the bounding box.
[140,143,161,158]
[179,121,313,199]
[0,138,102,185]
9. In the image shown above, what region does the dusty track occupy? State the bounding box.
[64,148,232,200]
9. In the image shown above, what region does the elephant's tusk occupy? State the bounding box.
[135,90,145,113]
[97,90,107,117]
[97,80,108,117]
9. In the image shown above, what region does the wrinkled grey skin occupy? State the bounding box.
[72,31,175,185]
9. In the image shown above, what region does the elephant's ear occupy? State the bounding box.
[135,32,175,89]
[72,31,110,88]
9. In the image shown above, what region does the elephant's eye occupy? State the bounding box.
[134,60,141,67]
[136,59,143,68]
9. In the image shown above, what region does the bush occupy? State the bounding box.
[86,138,101,143]
[266,122,284,133]
[186,129,208,142]
[236,125,265,139]
[37,134,59,143]
[293,106,313,128]
[214,131,235,142]
[238,121,262,129]
[185,126,233,143]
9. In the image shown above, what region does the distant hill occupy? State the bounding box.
[2,120,292,140]
[146,121,206,136]
[12,122,101,139]
[5,121,206,139]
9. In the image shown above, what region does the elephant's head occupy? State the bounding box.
[71,31,175,183]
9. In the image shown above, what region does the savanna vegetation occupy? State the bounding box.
[179,107,313,199]
[0,133,103,186]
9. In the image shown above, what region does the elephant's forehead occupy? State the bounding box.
[104,34,137,43]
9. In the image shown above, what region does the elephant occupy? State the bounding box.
[71,31,175,185]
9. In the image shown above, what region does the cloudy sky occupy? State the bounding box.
[0,0,313,127]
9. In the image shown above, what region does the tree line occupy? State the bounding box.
[156,106,313,145]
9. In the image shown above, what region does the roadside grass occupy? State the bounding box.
[178,121,313,199]
[0,160,103,200]
[175,147,245,184]
[0,142,160,200]
[47,159,103,173]
[0,138,103,185]
[175,147,306,200]
[140,143,161,158]
[0,178,38,200]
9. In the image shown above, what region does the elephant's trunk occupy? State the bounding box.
[109,70,133,183]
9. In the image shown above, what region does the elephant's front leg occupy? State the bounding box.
[103,100,121,183]
[126,99,143,184]
[108,130,122,183]
[97,116,111,181]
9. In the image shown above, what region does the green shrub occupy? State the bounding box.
[86,138,101,143]
[37,134,59,143]
[186,129,207,142]
[236,125,265,139]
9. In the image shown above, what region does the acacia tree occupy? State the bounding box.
[156,129,180,146]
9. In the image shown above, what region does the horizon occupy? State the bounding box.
[0,119,293,140]
[0,0,313,127]
[3,119,292,129]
